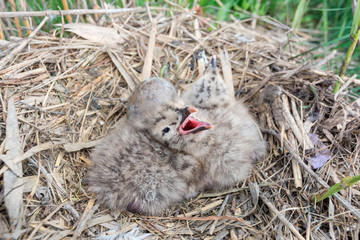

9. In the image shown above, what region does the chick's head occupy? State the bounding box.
[127,77,213,156]
[131,100,212,156]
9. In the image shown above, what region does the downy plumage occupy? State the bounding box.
[87,78,212,215]
[182,52,266,190]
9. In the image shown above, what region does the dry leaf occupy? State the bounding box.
[307,133,332,169]
[61,23,127,48]
[3,97,24,237]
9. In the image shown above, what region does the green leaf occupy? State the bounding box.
[291,0,309,29]
[313,174,360,203]
[217,1,234,22]
[350,0,360,37]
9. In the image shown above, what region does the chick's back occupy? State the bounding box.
[197,102,266,189]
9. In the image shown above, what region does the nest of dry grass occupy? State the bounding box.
[1,6,360,240]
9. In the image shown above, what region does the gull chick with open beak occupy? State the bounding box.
[87,77,213,215]
[182,53,266,190]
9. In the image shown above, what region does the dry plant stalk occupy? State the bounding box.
[0,7,142,18]
[0,16,49,69]
[259,192,305,240]
[61,0,72,22]
[288,132,303,189]
[8,0,21,37]
[18,0,32,35]
[140,20,157,81]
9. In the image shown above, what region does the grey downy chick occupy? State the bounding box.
[182,53,266,190]
[87,77,212,215]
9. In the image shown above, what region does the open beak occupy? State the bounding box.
[178,106,212,135]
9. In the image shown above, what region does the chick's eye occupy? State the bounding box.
[162,127,170,133]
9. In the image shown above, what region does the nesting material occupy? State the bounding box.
[0,6,359,239]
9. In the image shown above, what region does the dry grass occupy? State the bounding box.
[1,5,360,240]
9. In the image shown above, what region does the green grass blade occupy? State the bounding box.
[337,15,348,41]
[322,0,328,52]
[350,0,360,36]
[217,1,234,22]
[313,174,360,203]
[334,2,360,93]
[289,34,349,60]
[291,0,308,29]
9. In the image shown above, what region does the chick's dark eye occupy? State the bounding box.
[162,127,170,133]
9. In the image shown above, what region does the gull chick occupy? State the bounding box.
[87,78,212,215]
[182,54,266,190]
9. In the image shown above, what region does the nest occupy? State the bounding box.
[1,6,360,240]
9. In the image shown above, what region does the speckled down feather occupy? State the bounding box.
[87,78,212,215]
[88,56,266,214]
[182,55,266,190]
